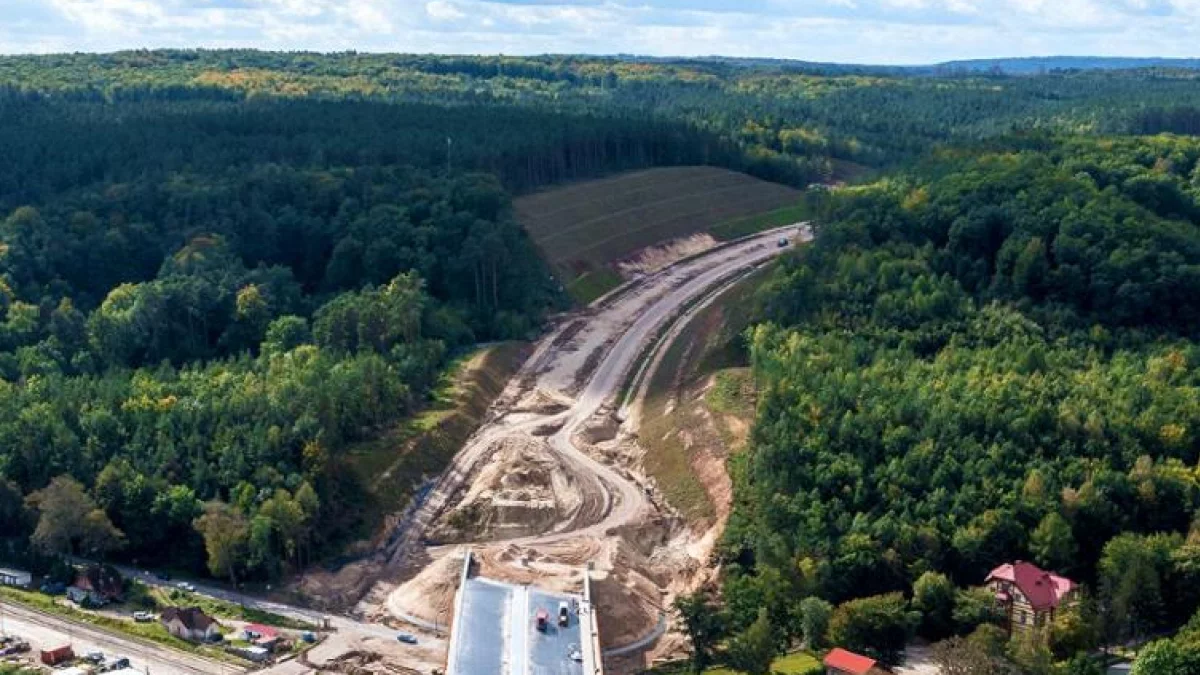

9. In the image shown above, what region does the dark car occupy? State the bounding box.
[396,633,417,644]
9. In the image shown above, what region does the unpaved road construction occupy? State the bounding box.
[370,225,810,673]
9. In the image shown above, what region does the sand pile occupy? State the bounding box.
[618,234,718,277]
[386,551,463,626]
[590,567,664,648]
[430,435,586,541]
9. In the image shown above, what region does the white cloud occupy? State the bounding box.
[1,0,1198,63]
[426,1,466,21]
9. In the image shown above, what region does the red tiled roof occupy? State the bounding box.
[987,561,1075,611]
[824,647,878,675]
[245,623,279,639]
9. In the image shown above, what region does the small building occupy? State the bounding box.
[70,564,124,605]
[824,647,887,675]
[986,560,1078,633]
[229,645,271,662]
[244,623,281,651]
[161,606,221,642]
[0,567,32,588]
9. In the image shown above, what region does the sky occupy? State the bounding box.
[1,0,1199,65]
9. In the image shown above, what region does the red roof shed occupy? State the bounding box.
[824,647,879,675]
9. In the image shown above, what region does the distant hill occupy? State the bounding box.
[930,56,1200,74]
[630,54,1200,77]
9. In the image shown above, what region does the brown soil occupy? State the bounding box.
[385,552,462,626]
[428,435,586,543]
[617,233,719,277]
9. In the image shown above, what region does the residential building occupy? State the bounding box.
[986,560,1078,632]
[824,647,888,675]
[244,623,281,651]
[0,567,32,588]
[161,606,221,642]
[69,564,124,605]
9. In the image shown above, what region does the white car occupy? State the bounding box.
[133,611,154,622]
[176,581,196,592]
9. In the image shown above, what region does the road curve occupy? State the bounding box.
[393,224,808,559]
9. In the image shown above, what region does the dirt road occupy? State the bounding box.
[378,225,810,671]
[0,599,237,675]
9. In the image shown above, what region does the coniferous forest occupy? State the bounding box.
[2,50,1200,672]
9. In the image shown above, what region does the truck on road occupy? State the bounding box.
[536,608,549,632]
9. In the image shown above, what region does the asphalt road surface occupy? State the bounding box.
[449,578,584,675]
[0,599,237,675]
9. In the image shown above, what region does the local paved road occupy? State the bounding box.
[0,599,238,675]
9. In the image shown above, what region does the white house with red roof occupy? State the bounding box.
[986,560,1078,633]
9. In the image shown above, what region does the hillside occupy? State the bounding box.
[931,56,1200,73]
[514,166,802,299]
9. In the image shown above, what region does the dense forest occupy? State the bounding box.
[3,51,1200,672]
[692,135,1200,674]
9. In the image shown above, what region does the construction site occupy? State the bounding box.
[287,211,808,674]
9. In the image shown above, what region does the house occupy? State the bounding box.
[986,560,1078,632]
[243,623,281,651]
[69,564,124,605]
[161,606,221,642]
[0,567,32,588]
[824,647,888,675]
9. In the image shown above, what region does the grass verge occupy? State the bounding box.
[643,651,822,675]
[566,268,624,305]
[346,341,530,541]
[142,585,312,629]
[704,651,822,674]
[709,201,812,241]
[638,268,768,527]
[0,586,243,664]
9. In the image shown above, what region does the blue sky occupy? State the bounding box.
[2,0,1199,64]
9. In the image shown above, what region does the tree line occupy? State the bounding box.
[674,134,1200,674]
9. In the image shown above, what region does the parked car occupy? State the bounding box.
[396,633,417,644]
[301,632,317,643]
[104,657,131,671]
[175,581,195,592]
[535,608,549,632]
[82,650,105,664]
[558,601,570,627]
[39,581,65,595]
[0,641,31,656]
[133,611,154,622]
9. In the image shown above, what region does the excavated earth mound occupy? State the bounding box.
[428,435,587,542]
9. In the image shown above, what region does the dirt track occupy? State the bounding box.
[372,225,810,672]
